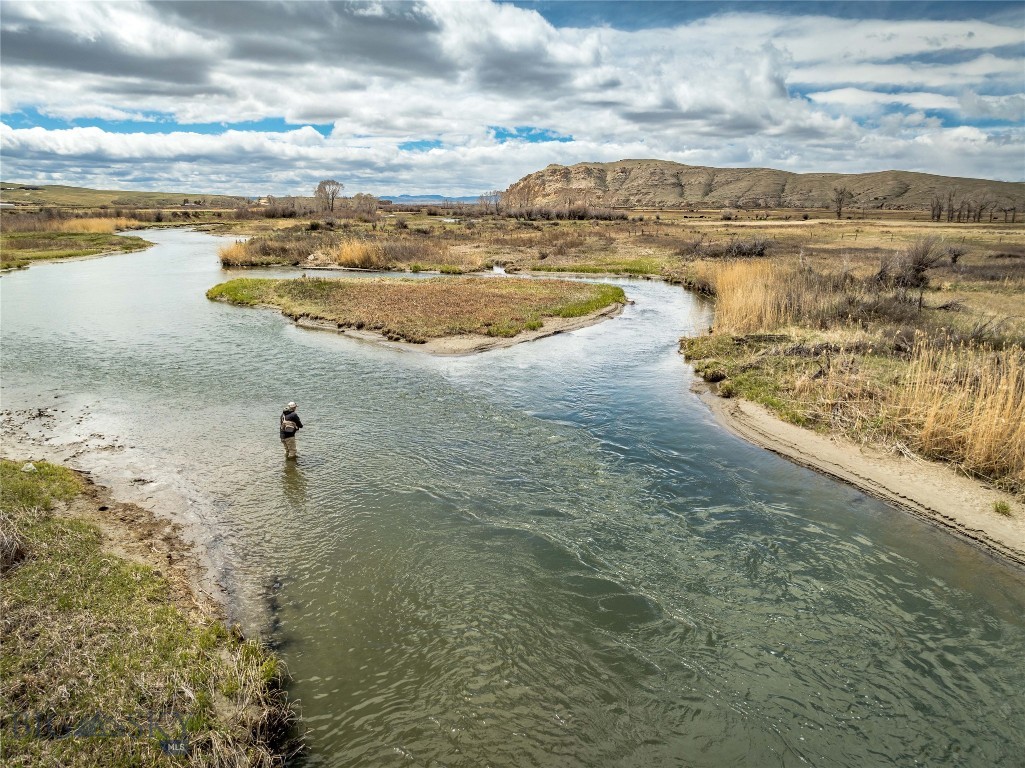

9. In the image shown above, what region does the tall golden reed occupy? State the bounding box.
[333,240,389,269]
[698,260,784,332]
[893,343,1025,489]
[218,241,250,265]
[52,217,138,233]
[694,256,1025,491]
[693,259,847,334]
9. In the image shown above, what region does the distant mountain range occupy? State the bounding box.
[380,194,482,204]
[0,183,483,208]
[503,160,1025,211]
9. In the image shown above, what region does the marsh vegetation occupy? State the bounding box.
[207,275,626,344]
[679,237,1025,496]
[0,214,152,269]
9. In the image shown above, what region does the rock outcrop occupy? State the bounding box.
[504,159,1025,211]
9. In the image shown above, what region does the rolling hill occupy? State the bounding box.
[0,183,248,209]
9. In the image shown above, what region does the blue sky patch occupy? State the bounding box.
[398,139,445,152]
[510,1,1023,30]
[0,108,333,137]
[490,126,573,143]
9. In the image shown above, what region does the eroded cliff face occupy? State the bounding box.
[504,159,1025,210]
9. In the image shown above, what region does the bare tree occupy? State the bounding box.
[315,179,343,212]
[929,195,944,222]
[351,193,378,217]
[476,189,503,215]
[485,189,503,215]
[832,186,854,220]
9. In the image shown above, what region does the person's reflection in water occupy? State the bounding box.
[281,460,308,511]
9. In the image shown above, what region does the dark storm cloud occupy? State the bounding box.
[471,47,574,93]
[158,0,457,77]
[0,12,211,84]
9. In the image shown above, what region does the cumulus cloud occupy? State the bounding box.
[0,0,1022,194]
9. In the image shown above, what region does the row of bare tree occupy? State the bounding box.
[930,189,1017,223]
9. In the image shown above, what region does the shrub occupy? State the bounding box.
[218,230,333,266]
[334,240,389,269]
[876,237,943,289]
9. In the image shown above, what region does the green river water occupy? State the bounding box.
[1,228,1023,767]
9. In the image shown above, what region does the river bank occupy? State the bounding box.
[694,383,1025,568]
[0,457,300,765]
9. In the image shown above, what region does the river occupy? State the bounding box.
[2,228,1024,767]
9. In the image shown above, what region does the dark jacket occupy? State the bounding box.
[280,410,303,439]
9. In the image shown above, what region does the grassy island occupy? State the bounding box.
[1,218,151,270]
[0,460,298,765]
[207,275,626,345]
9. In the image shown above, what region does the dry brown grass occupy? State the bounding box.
[218,231,330,267]
[207,276,625,343]
[0,215,140,234]
[681,234,1025,494]
[894,343,1025,488]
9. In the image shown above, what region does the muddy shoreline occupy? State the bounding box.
[0,406,239,619]
[293,301,625,354]
[214,296,626,355]
[693,383,1025,569]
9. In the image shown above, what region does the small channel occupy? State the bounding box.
[2,228,1024,767]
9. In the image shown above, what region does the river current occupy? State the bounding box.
[2,228,1023,767]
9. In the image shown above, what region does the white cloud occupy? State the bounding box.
[807,88,961,112]
[0,0,1022,192]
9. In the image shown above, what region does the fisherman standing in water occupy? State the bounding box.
[280,401,303,460]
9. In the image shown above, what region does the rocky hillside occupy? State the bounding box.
[504,160,1025,211]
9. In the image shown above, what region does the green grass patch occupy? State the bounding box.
[0,459,296,764]
[208,276,625,343]
[0,182,243,209]
[681,334,905,430]
[530,257,664,275]
[0,231,150,269]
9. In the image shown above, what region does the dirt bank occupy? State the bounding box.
[696,385,1025,568]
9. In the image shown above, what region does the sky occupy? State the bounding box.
[1,0,1023,197]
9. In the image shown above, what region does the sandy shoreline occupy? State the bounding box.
[694,384,1025,568]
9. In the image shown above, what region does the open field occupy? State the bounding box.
[0,182,245,209]
[209,205,1025,278]
[0,459,298,766]
[207,275,625,344]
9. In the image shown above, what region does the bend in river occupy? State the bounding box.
[3,228,1024,767]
